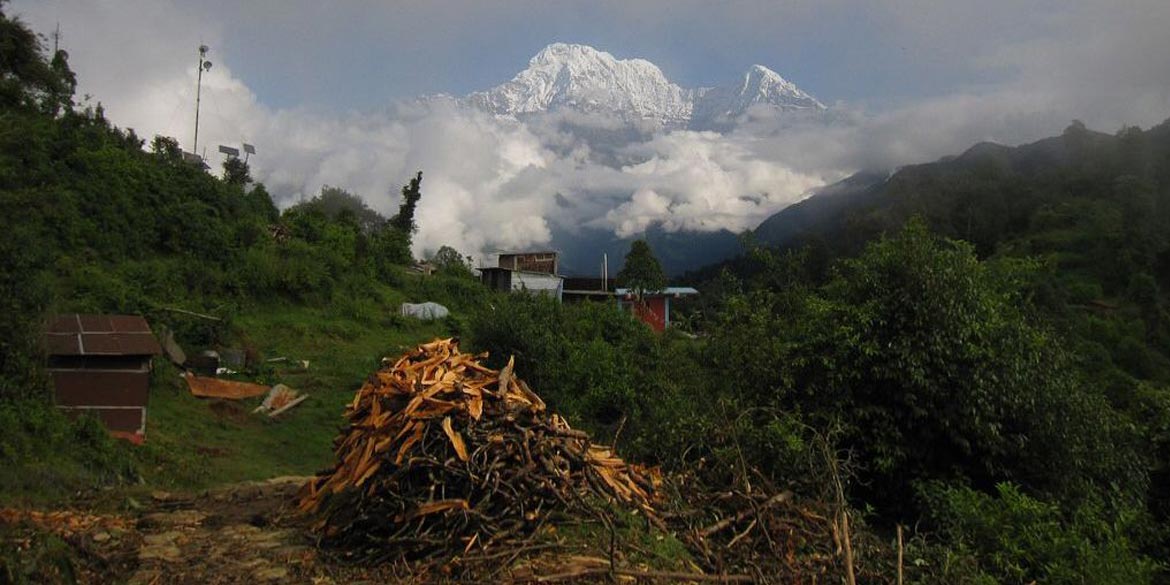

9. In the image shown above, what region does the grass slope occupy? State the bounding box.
[136,301,453,490]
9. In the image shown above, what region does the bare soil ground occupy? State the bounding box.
[4,476,844,583]
[4,477,642,584]
[3,477,424,584]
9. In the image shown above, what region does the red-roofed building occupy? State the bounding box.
[44,314,161,443]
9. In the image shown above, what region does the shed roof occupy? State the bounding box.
[480,267,564,278]
[45,314,162,357]
[615,287,699,297]
[497,250,559,256]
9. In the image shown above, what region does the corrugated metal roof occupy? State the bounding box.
[615,287,699,296]
[45,314,162,356]
[480,267,564,278]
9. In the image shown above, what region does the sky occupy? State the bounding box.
[10,0,1170,262]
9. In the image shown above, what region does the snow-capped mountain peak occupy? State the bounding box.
[528,43,647,71]
[466,43,694,124]
[690,65,825,128]
[465,43,824,128]
[740,64,824,109]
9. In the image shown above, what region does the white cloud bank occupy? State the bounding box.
[11,0,1170,263]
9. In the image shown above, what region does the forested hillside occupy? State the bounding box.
[472,119,1170,581]
[755,118,1170,309]
[698,115,1170,580]
[0,51,425,400]
[737,119,1170,461]
[3,6,1170,583]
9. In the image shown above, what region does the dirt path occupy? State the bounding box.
[124,476,317,584]
[4,477,419,584]
[8,476,766,583]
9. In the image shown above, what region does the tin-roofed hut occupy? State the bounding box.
[44,314,161,443]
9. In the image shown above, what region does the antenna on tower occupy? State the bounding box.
[52,23,60,54]
[192,44,213,156]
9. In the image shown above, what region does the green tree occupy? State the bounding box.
[45,48,76,115]
[222,156,251,186]
[389,171,423,234]
[243,183,279,223]
[617,239,666,298]
[920,482,1156,585]
[369,226,413,270]
[0,217,51,400]
[1127,272,1164,341]
[0,4,75,111]
[468,293,709,464]
[430,245,473,278]
[707,219,1146,514]
[788,220,1143,506]
[151,135,182,162]
[293,186,387,234]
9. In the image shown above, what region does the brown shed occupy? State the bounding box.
[44,314,162,442]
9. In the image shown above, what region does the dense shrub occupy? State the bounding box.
[916,482,1158,585]
[706,221,1148,522]
[0,401,139,500]
[468,294,710,466]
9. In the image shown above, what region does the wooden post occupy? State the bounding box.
[897,524,904,585]
[823,436,856,585]
[841,510,856,585]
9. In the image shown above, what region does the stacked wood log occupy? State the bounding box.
[297,338,659,564]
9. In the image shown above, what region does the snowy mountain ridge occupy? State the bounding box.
[464,43,824,128]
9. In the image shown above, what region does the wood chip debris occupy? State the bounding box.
[252,383,308,417]
[0,509,130,539]
[183,373,270,399]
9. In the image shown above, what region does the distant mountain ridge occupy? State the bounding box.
[752,119,1170,260]
[464,43,825,128]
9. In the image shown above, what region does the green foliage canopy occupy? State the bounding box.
[708,220,1146,512]
[430,245,474,278]
[389,171,423,234]
[617,239,666,296]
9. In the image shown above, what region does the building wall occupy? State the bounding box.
[511,271,563,300]
[619,296,670,332]
[638,297,668,332]
[49,357,151,436]
[482,269,513,292]
[499,253,558,274]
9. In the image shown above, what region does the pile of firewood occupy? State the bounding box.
[298,338,659,564]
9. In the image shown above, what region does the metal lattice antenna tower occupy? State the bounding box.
[52,23,60,54]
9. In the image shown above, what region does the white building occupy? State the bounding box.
[480,250,564,301]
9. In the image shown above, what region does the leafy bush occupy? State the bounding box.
[0,529,78,585]
[468,294,710,466]
[916,482,1158,585]
[400,272,491,313]
[429,245,475,279]
[0,401,139,501]
[713,221,1145,509]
